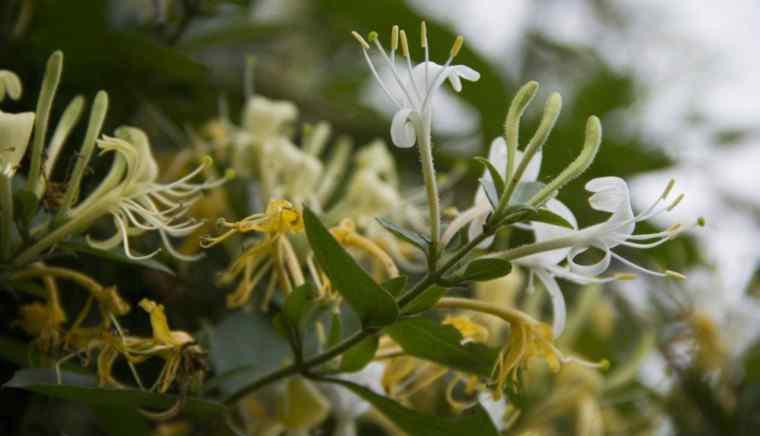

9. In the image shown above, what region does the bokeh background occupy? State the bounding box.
[1,0,759,435]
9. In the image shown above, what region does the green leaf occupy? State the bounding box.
[59,240,174,275]
[4,368,225,417]
[528,208,575,229]
[283,282,318,328]
[387,318,500,378]
[474,157,505,195]
[205,311,290,399]
[460,258,512,282]
[322,378,500,436]
[304,208,398,328]
[340,336,379,372]
[402,286,447,315]
[327,312,343,349]
[382,276,408,298]
[92,407,151,436]
[376,217,430,251]
[13,190,39,231]
[509,181,545,206]
[479,179,499,210]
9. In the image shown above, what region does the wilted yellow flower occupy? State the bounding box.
[202,199,304,309]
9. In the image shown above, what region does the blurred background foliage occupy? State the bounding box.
[1,0,758,435]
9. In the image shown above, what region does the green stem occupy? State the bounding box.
[0,172,14,261]
[15,192,115,265]
[223,231,491,405]
[416,116,440,264]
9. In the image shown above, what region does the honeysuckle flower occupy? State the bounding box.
[330,218,399,279]
[562,176,693,279]
[352,26,479,148]
[138,299,206,393]
[266,136,323,204]
[69,127,227,261]
[0,109,36,176]
[379,315,488,408]
[202,198,304,309]
[442,137,542,249]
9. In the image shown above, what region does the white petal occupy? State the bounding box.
[526,198,577,265]
[486,137,507,179]
[519,149,543,182]
[451,65,481,82]
[535,270,566,337]
[585,176,635,240]
[0,111,35,169]
[390,108,416,148]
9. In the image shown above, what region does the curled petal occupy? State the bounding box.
[0,111,35,169]
[390,108,416,148]
[567,245,612,277]
[447,65,481,92]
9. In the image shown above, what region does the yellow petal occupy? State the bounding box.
[139,299,179,346]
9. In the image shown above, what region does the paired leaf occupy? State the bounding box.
[283,282,318,328]
[376,217,430,251]
[402,286,447,315]
[474,157,506,195]
[387,318,500,377]
[382,276,408,298]
[479,179,500,210]
[304,208,398,329]
[4,369,225,417]
[339,336,379,372]
[323,378,500,436]
[459,258,512,282]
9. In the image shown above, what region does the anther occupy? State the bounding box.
[351,31,370,49]
[400,30,410,57]
[697,216,706,227]
[662,178,675,199]
[368,31,379,43]
[665,270,687,280]
[391,25,399,51]
[614,273,638,281]
[450,35,464,58]
[420,21,428,48]
[667,193,684,211]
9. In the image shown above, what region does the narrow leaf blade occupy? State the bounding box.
[304,208,398,328]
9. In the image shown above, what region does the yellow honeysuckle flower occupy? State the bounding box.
[202,199,304,309]
[330,218,399,279]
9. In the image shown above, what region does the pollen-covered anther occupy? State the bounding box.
[399,29,410,57]
[667,193,685,211]
[391,25,399,51]
[613,272,638,281]
[450,35,464,58]
[662,178,676,199]
[665,270,687,280]
[351,31,370,50]
[420,21,428,47]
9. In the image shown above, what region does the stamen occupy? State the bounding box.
[662,178,675,199]
[609,251,666,277]
[399,29,422,102]
[372,37,417,108]
[351,31,370,49]
[421,21,429,89]
[391,25,399,51]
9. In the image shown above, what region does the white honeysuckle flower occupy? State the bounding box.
[266,136,323,203]
[353,26,479,148]
[241,95,298,144]
[0,110,36,176]
[71,127,226,261]
[442,137,542,249]
[318,362,386,436]
[563,176,693,278]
